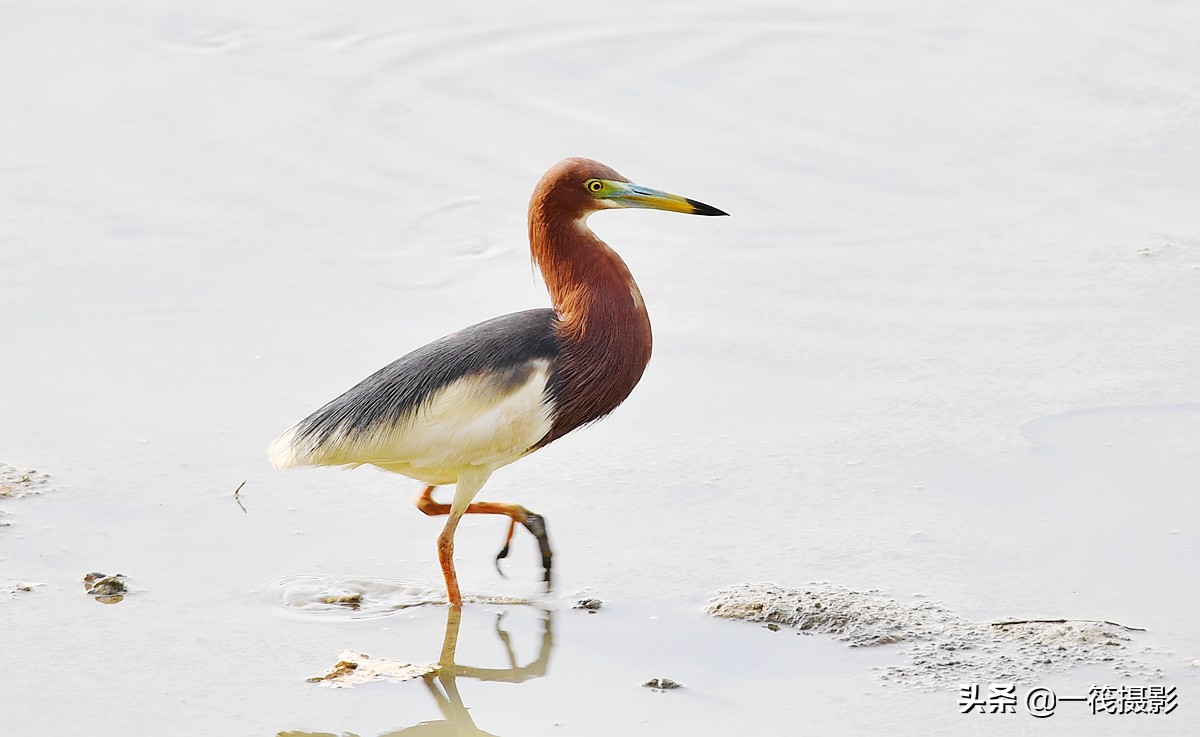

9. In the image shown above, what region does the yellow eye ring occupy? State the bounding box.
[586,179,604,193]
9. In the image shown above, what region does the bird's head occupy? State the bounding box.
[531,157,728,223]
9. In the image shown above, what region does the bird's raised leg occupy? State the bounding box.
[437,467,492,607]
[417,485,552,590]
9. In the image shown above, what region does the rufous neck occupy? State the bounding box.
[529,210,645,323]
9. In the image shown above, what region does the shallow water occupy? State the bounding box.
[3,1,1199,734]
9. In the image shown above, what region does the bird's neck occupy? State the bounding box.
[529,211,653,440]
[530,215,644,320]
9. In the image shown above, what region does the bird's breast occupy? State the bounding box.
[540,300,652,446]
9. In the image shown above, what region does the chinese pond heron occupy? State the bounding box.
[269,158,727,607]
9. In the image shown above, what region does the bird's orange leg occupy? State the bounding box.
[435,468,491,607]
[417,486,552,589]
[436,511,463,607]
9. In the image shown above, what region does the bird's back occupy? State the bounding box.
[269,308,562,482]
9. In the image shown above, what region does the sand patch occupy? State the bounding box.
[706,583,1167,689]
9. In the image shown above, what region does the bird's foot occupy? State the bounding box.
[523,512,553,590]
[492,511,553,590]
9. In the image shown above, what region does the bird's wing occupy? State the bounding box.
[269,309,561,476]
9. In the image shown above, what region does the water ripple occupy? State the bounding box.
[262,573,541,619]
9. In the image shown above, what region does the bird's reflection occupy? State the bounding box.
[281,605,552,737]
[414,606,552,736]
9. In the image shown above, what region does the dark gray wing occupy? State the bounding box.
[289,308,561,453]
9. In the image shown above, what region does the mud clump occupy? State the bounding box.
[0,464,53,530]
[306,658,360,683]
[706,583,1164,689]
[319,592,364,609]
[573,598,603,613]
[83,572,128,604]
[707,583,956,646]
[307,651,437,688]
[0,464,51,499]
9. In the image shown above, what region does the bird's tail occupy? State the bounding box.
[268,425,314,468]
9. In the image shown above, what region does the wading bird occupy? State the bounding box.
[269,158,726,607]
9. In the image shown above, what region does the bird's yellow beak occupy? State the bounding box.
[602,180,728,216]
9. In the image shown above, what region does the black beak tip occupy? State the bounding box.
[686,198,729,217]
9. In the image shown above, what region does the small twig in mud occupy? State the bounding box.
[991,618,1146,632]
[233,481,247,514]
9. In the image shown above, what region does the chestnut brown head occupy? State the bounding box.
[530,157,728,223]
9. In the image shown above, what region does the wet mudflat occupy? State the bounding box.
[3,1,1199,735]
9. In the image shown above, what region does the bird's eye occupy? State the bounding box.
[585,179,604,193]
